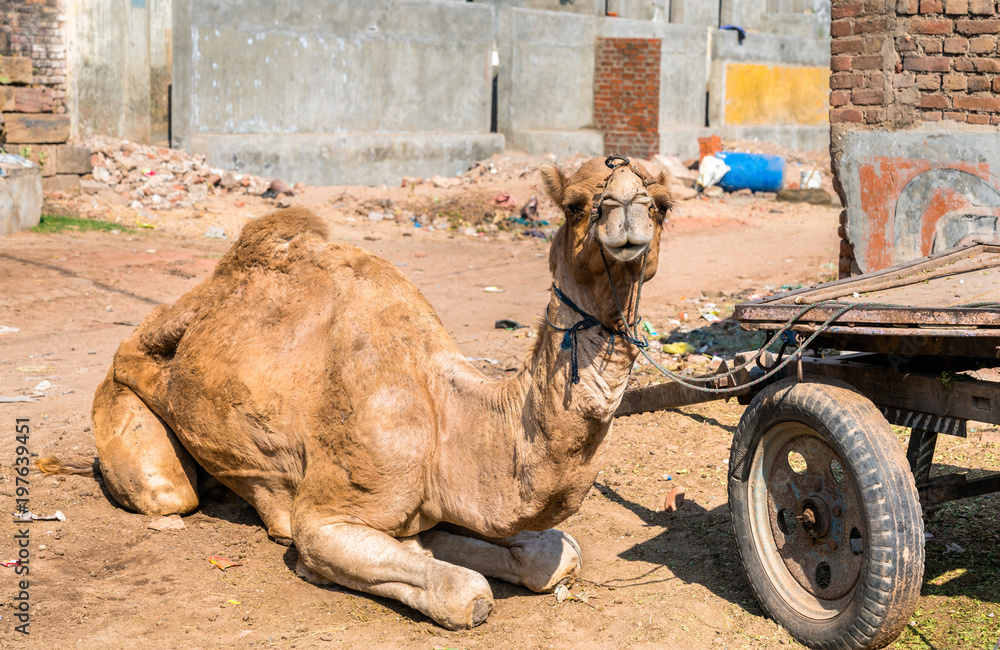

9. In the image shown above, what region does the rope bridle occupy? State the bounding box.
[547,154,654,384]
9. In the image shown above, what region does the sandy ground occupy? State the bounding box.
[0,159,996,649]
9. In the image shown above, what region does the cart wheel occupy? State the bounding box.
[728,378,923,650]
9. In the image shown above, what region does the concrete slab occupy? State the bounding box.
[0,163,43,235]
[507,129,603,157]
[191,132,505,187]
[839,127,1000,273]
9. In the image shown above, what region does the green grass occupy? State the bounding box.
[31,214,133,234]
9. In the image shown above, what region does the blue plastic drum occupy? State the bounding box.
[715,151,785,193]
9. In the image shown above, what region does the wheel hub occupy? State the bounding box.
[800,495,831,539]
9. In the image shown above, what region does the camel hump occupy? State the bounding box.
[219,207,331,273]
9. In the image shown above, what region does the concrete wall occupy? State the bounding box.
[69,0,172,143]
[830,1,1000,276]
[174,0,503,185]
[498,8,602,156]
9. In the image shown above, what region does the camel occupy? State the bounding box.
[74,156,673,629]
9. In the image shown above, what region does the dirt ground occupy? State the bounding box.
[0,158,997,649]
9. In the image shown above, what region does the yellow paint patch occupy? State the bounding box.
[724,63,829,126]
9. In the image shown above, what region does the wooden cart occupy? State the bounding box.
[615,242,1000,650]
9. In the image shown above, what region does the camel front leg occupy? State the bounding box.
[420,527,582,593]
[293,520,494,630]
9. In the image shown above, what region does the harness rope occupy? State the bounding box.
[548,154,1000,394]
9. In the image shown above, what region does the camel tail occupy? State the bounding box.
[36,456,100,477]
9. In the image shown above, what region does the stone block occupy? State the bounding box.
[0,163,43,235]
[41,173,81,194]
[0,56,33,85]
[13,87,53,113]
[0,87,14,111]
[19,144,58,177]
[56,145,92,175]
[2,114,71,144]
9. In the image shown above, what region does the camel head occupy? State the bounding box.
[540,156,673,290]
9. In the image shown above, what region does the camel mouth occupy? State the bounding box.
[603,241,649,262]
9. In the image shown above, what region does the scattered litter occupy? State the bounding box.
[697,155,730,190]
[367,211,385,222]
[944,542,965,554]
[491,192,517,209]
[554,584,570,602]
[663,485,686,513]
[227,599,242,605]
[520,196,538,220]
[780,283,804,291]
[14,511,66,522]
[2,560,21,567]
[495,319,526,330]
[209,555,244,571]
[147,514,186,532]
[701,312,722,323]
[33,380,52,392]
[483,286,503,293]
[661,342,695,355]
[466,357,501,365]
[925,532,935,542]
[18,366,55,373]
[204,226,227,239]
[0,396,37,403]
[0,325,19,335]
[642,321,658,337]
[662,474,673,481]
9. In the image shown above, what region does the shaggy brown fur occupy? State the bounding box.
[67,158,672,629]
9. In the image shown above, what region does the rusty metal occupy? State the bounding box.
[918,472,1000,508]
[756,422,864,602]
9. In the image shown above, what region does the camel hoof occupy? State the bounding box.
[511,529,583,593]
[426,565,494,630]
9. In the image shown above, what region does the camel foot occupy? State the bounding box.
[510,529,583,593]
[424,564,494,630]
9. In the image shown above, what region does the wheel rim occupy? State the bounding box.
[747,421,866,619]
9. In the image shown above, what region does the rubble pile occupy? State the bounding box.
[83,136,283,212]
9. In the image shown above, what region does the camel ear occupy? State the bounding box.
[539,165,566,205]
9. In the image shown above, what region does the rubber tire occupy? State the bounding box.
[728,378,924,650]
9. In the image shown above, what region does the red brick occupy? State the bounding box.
[943,111,969,121]
[903,56,952,70]
[831,108,865,123]
[970,36,997,52]
[920,93,950,108]
[894,72,917,87]
[831,21,853,37]
[919,0,943,10]
[919,37,944,53]
[864,35,886,52]
[853,55,884,69]
[953,56,976,70]
[831,72,865,88]
[866,0,887,10]
[864,107,887,124]
[994,77,1000,91]
[944,0,970,12]
[970,0,995,12]
[831,2,864,19]
[855,16,889,33]
[968,113,992,123]
[969,75,992,90]
[831,89,852,106]
[832,55,853,71]
[852,88,886,104]
[912,18,954,34]
[957,18,1000,34]
[974,58,1000,71]
[832,38,864,54]
[944,37,970,52]
[953,95,1000,110]
[897,36,919,52]
[943,73,968,89]
[923,110,944,120]
[916,73,943,88]
[898,0,920,11]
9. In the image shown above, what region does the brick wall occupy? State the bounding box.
[593,38,661,159]
[0,0,68,113]
[830,0,1000,277]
